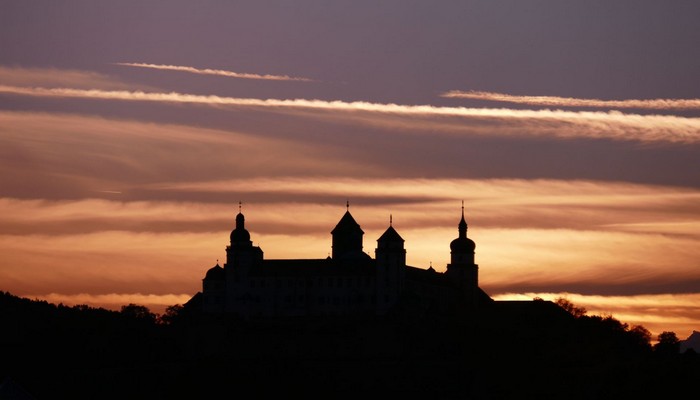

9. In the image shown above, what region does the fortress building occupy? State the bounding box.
[200,203,492,318]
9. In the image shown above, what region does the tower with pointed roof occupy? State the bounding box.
[375,215,406,313]
[330,201,367,260]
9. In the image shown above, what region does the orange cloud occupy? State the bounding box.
[2,178,698,297]
[441,90,700,111]
[115,62,314,82]
[0,111,378,200]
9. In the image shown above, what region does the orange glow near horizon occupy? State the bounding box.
[1,176,699,340]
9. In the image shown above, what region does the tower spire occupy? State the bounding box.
[346,199,349,211]
[239,201,242,213]
[390,214,393,226]
[458,201,467,238]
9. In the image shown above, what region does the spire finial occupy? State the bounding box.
[239,201,242,213]
[346,199,349,210]
[390,214,393,226]
[458,200,467,237]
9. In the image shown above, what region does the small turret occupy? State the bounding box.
[450,203,475,265]
[230,202,252,247]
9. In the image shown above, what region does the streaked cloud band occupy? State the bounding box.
[442,90,700,111]
[2,85,700,143]
[115,62,314,82]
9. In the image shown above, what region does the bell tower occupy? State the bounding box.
[446,202,479,308]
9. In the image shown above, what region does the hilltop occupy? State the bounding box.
[1,291,698,399]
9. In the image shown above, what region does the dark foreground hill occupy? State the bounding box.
[1,291,698,400]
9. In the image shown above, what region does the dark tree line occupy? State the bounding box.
[1,291,698,400]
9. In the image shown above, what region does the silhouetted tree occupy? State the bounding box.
[158,304,183,325]
[628,325,652,350]
[654,331,680,355]
[555,297,587,318]
[120,303,157,324]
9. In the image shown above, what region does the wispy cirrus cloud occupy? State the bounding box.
[2,85,700,144]
[441,90,700,111]
[115,62,314,82]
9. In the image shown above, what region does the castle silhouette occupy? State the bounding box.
[199,202,493,317]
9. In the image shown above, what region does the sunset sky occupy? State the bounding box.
[1,1,699,341]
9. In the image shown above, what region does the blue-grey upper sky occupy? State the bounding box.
[3,1,700,102]
[2,1,700,188]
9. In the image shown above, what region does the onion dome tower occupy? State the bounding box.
[202,261,225,313]
[225,202,262,270]
[230,202,252,249]
[450,203,476,265]
[446,201,479,308]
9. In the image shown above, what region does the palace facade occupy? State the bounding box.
[200,204,492,318]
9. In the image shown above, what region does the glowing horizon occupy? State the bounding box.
[2,174,699,339]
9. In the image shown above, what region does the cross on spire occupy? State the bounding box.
[346,200,349,210]
[390,214,393,226]
[239,201,242,213]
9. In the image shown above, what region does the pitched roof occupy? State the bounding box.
[331,211,364,234]
[378,226,404,243]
